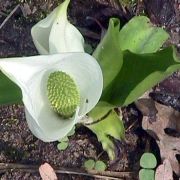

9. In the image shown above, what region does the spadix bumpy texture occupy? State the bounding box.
[47,71,80,118]
[31,0,84,54]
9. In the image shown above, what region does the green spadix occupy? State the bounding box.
[47,71,80,118]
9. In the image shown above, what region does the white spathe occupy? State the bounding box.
[0,53,103,142]
[31,0,84,54]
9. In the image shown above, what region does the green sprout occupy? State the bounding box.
[84,159,107,171]
[57,126,76,151]
[139,153,157,180]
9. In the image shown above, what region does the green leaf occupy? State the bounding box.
[94,161,107,171]
[93,18,123,93]
[103,47,180,106]
[0,72,22,105]
[139,169,155,180]
[86,110,125,160]
[140,153,157,169]
[93,17,178,107]
[57,141,69,150]
[119,16,169,53]
[88,101,114,121]
[58,136,69,142]
[84,159,95,170]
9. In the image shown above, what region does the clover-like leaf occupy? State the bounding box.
[84,159,96,170]
[57,141,69,150]
[94,161,107,171]
[139,169,155,180]
[140,153,157,169]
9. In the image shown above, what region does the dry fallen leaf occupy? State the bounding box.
[39,163,58,180]
[155,159,173,180]
[136,98,180,176]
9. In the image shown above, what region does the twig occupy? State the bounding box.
[0,163,136,179]
[0,5,20,30]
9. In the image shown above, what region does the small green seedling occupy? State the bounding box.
[139,169,155,180]
[84,159,96,170]
[140,153,157,169]
[57,141,69,151]
[139,153,157,180]
[94,160,107,171]
[57,126,76,151]
[84,159,107,171]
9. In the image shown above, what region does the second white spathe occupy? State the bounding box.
[31,0,84,54]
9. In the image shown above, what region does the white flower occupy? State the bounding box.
[0,0,103,142]
[31,0,84,54]
[0,53,103,142]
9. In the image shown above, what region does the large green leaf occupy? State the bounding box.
[93,18,123,92]
[90,16,179,160]
[86,103,125,160]
[119,16,169,53]
[0,72,22,104]
[93,16,174,106]
[103,47,180,106]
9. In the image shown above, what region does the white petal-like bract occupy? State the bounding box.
[0,53,103,141]
[31,0,84,55]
